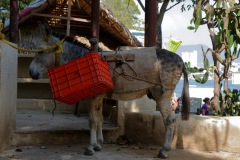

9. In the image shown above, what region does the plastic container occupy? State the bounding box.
[48,52,113,105]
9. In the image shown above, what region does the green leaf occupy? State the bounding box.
[215,54,223,63]
[201,72,209,84]
[206,11,210,21]
[227,35,234,49]
[236,29,240,38]
[187,26,195,30]
[193,75,202,83]
[190,18,195,24]
[209,66,217,72]
[198,68,205,72]
[204,57,210,69]
[209,6,215,18]
[192,72,209,84]
[195,7,202,31]
[217,0,222,8]
[223,90,228,94]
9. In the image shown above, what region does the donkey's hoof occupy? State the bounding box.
[94,145,102,151]
[158,149,168,159]
[84,148,94,156]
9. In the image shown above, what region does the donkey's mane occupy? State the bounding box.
[51,31,91,50]
[50,31,91,62]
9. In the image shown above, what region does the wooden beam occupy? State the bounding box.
[32,13,91,23]
[105,54,135,62]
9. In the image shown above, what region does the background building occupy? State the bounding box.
[181,51,198,67]
[130,30,144,46]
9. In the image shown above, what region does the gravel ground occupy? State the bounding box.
[0,144,240,160]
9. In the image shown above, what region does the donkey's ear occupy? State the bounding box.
[44,20,51,37]
[38,20,51,41]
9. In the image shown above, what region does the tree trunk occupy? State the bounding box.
[207,20,221,112]
[213,61,221,111]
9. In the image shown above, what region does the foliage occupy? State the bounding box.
[0,0,10,19]
[223,89,240,116]
[101,0,141,30]
[212,88,240,116]
[188,1,240,81]
[0,0,36,19]
[184,0,240,111]
[185,49,216,84]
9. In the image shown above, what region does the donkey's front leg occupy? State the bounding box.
[95,96,104,151]
[84,95,104,156]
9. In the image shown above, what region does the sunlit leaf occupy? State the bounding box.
[209,6,215,18]
[190,18,195,24]
[193,75,202,83]
[217,0,222,8]
[195,7,202,31]
[192,71,209,84]
[215,54,223,63]
[236,29,240,38]
[204,57,209,69]
[206,11,210,20]
[187,26,195,30]
[228,35,233,49]
[201,71,209,84]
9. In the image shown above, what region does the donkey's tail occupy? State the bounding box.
[181,65,190,120]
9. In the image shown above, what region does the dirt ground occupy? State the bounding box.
[1,143,240,160]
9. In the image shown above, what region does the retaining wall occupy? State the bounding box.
[120,96,240,152]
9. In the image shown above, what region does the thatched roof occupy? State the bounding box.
[3,0,142,51]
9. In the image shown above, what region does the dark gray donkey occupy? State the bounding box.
[29,21,190,158]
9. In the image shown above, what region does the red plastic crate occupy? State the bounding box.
[47,52,113,105]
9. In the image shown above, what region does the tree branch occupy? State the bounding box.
[136,0,145,12]
[157,0,169,26]
[219,43,226,53]
[166,1,181,12]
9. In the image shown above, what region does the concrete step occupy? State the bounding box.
[17,99,76,112]
[12,109,119,146]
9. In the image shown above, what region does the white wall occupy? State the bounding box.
[0,41,18,151]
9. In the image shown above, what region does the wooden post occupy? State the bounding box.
[144,0,156,47]
[9,0,18,43]
[90,0,100,51]
[66,0,72,36]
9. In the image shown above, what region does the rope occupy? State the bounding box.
[110,50,176,90]
[113,50,138,79]
[109,63,163,85]
[109,50,162,86]
[0,22,64,54]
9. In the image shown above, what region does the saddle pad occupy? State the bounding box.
[103,47,160,93]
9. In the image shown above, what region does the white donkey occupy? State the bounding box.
[29,21,190,158]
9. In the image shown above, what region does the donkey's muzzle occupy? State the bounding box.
[29,69,40,80]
